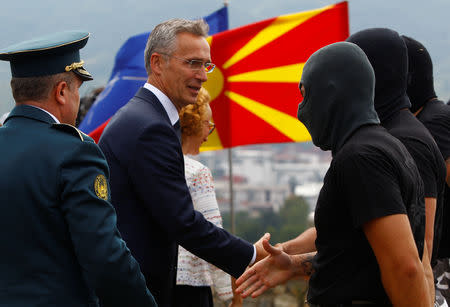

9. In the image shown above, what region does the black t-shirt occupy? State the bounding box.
[417,99,450,258]
[417,99,450,160]
[383,110,446,263]
[308,125,425,305]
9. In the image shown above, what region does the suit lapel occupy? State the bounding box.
[172,120,181,142]
[135,88,172,126]
[136,87,182,142]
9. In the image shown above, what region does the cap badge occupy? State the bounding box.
[65,60,85,72]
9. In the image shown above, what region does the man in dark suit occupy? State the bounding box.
[99,19,266,306]
[0,31,156,307]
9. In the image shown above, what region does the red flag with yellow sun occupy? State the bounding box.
[201,1,349,151]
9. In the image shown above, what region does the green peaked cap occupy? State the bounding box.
[0,30,93,81]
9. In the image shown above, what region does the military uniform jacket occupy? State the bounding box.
[99,87,254,307]
[0,105,156,307]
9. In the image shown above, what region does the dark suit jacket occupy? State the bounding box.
[0,105,156,307]
[99,88,254,306]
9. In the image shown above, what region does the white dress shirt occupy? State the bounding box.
[143,83,178,125]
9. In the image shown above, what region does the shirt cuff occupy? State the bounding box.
[249,245,257,266]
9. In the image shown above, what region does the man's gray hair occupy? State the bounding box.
[144,18,209,75]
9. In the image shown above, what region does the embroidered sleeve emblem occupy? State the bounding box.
[94,174,108,200]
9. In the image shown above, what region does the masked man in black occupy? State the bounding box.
[347,28,446,275]
[235,42,431,306]
[403,35,450,305]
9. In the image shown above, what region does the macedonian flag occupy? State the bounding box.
[201,1,349,151]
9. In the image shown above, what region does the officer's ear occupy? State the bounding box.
[54,80,69,106]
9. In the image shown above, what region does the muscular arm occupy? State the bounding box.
[363,214,431,307]
[279,227,317,255]
[421,244,435,305]
[254,227,315,261]
[424,197,436,260]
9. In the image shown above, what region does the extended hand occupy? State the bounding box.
[236,239,295,298]
[253,232,271,263]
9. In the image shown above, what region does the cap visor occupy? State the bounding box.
[73,67,93,81]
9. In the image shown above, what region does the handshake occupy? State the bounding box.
[237,229,317,299]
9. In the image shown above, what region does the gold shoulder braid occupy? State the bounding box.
[65,60,85,72]
[94,174,108,200]
[51,123,84,141]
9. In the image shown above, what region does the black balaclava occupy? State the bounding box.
[402,35,437,113]
[346,28,411,123]
[297,42,379,155]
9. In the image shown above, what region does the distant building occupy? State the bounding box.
[196,142,331,213]
[294,182,323,211]
[214,179,289,213]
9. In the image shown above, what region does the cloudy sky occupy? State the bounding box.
[0,0,449,115]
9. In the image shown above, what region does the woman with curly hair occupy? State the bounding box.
[174,87,242,307]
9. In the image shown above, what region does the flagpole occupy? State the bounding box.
[228,148,235,234]
[222,0,232,233]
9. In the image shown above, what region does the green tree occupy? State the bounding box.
[275,195,310,243]
[223,195,310,245]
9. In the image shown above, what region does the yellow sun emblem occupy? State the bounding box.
[94,174,108,200]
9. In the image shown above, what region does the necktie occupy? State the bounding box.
[173,120,181,142]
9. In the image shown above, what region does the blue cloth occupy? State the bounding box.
[79,6,228,133]
[98,88,253,307]
[0,105,156,307]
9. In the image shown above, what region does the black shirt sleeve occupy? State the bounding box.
[336,149,407,228]
[423,112,450,160]
[401,138,439,198]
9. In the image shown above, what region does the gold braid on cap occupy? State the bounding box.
[65,60,85,72]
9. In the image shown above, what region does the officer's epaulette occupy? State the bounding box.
[51,123,86,141]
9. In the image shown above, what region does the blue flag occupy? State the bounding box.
[79,6,229,136]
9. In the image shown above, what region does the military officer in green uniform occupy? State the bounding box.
[0,31,157,307]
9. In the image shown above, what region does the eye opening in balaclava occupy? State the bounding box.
[299,83,306,98]
[401,35,437,113]
[298,82,306,106]
[297,42,379,155]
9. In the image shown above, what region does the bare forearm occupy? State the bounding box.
[281,227,317,255]
[290,252,316,279]
[421,244,435,306]
[381,260,430,307]
[363,214,431,307]
[424,197,436,260]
